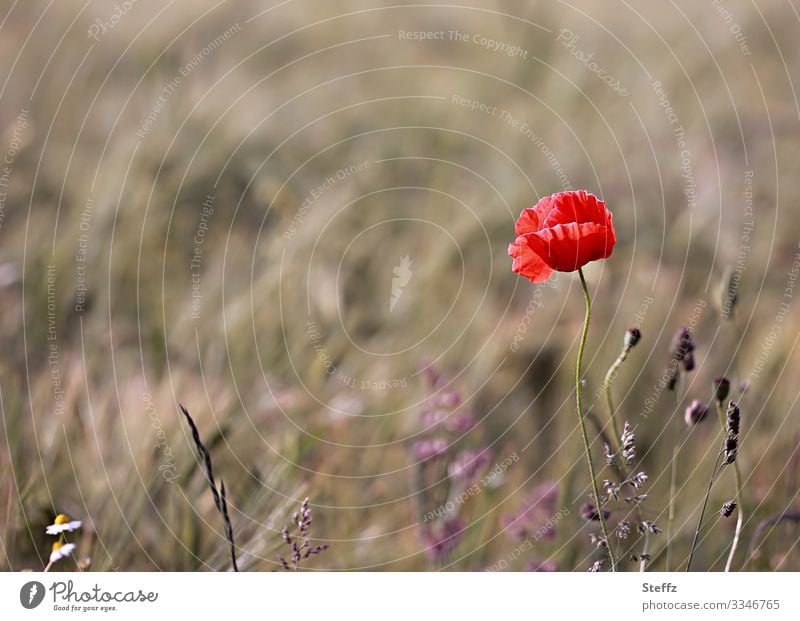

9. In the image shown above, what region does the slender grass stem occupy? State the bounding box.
[639,531,650,573]
[687,450,724,571]
[726,465,744,571]
[601,336,648,571]
[602,352,627,450]
[180,404,239,572]
[576,268,616,571]
[667,443,679,571]
[717,401,744,572]
[665,369,686,572]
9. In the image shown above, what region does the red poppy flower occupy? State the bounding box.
[508,190,616,283]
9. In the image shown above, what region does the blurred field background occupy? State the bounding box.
[1,0,800,571]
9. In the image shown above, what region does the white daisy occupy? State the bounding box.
[46,514,82,535]
[49,542,76,564]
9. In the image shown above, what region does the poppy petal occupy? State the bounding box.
[510,190,616,280]
[526,222,616,272]
[543,191,606,228]
[508,237,554,283]
[514,208,542,237]
[531,193,559,225]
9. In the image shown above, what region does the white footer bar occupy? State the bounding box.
[1,572,797,620]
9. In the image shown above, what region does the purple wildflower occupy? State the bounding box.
[448,449,492,481]
[685,399,709,426]
[444,410,475,434]
[502,482,559,541]
[413,438,448,461]
[524,559,557,572]
[422,517,465,562]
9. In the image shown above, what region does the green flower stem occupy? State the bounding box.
[577,268,616,571]
[716,401,744,572]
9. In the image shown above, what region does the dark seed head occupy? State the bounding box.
[720,500,737,518]
[726,401,741,437]
[713,377,731,403]
[724,435,738,465]
[682,351,696,372]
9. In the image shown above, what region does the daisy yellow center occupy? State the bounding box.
[52,541,64,552]
[54,514,70,525]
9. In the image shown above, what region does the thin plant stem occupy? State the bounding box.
[716,401,744,572]
[726,466,744,571]
[602,339,648,571]
[180,405,239,572]
[588,410,650,571]
[667,443,679,571]
[576,268,616,571]
[687,449,724,571]
[666,389,687,573]
[602,352,627,448]
[639,531,650,573]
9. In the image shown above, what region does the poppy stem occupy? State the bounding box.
[576,268,616,571]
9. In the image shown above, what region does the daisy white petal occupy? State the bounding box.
[46,514,82,535]
[46,520,82,535]
[49,542,76,564]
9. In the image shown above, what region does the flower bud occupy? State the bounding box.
[624,328,641,351]
[684,399,709,425]
[670,326,695,361]
[713,377,730,402]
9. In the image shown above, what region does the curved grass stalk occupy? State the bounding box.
[601,348,628,446]
[716,401,744,572]
[602,328,649,571]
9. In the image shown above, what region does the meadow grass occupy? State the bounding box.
[1,1,799,571]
